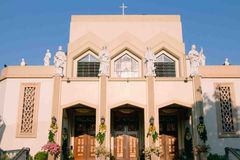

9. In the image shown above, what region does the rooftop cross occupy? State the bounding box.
[120,3,128,15]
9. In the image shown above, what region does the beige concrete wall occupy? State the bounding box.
[201,78,240,154]
[61,80,99,108]
[0,79,6,116]
[108,80,147,108]
[69,15,183,44]
[155,80,194,108]
[0,78,54,156]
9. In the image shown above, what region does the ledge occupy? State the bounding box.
[0,66,55,79]
[199,66,240,78]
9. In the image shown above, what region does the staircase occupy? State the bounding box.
[225,147,240,160]
[0,147,30,160]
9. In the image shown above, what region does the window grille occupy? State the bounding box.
[17,83,40,137]
[217,85,235,134]
[155,54,176,77]
[77,54,100,77]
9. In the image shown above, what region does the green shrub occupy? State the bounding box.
[207,153,227,160]
[34,151,48,160]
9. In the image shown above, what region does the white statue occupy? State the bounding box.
[199,48,206,66]
[99,46,110,76]
[54,46,66,77]
[20,58,26,66]
[224,58,230,65]
[44,49,51,66]
[144,47,156,76]
[188,45,206,76]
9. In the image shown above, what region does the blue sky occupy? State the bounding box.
[0,0,240,69]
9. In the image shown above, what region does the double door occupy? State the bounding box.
[74,116,95,160]
[159,115,178,160]
[113,126,139,160]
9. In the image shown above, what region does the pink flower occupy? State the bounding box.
[42,142,61,157]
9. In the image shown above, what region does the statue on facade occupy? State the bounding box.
[54,46,66,77]
[188,44,206,76]
[99,46,110,76]
[224,58,230,65]
[144,47,156,76]
[199,48,206,66]
[44,49,51,66]
[20,58,26,66]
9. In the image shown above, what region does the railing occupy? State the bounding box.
[225,147,240,160]
[0,147,30,160]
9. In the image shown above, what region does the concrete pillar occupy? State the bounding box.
[192,75,204,146]
[98,75,109,148]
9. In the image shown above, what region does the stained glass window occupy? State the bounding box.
[114,54,139,78]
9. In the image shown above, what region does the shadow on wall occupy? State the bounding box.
[200,89,240,154]
[0,119,6,144]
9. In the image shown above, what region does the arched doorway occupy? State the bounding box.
[159,104,192,160]
[62,104,96,160]
[111,104,144,160]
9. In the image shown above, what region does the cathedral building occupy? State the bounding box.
[0,15,240,160]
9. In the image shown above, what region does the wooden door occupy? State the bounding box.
[159,135,177,160]
[114,134,138,160]
[74,134,95,160]
[159,116,178,160]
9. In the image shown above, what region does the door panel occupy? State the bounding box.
[114,135,138,160]
[74,134,95,160]
[159,116,178,160]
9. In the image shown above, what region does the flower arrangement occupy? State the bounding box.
[95,145,110,158]
[42,142,61,158]
[194,144,210,154]
[143,146,161,160]
[147,116,158,143]
[96,117,106,145]
[42,116,61,158]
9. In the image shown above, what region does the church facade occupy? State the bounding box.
[0,15,240,159]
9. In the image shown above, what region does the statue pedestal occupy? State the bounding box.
[151,153,159,160]
[48,154,56,160]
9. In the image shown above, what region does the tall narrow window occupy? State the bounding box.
[114,54,139,78]
[155,54,176,77]
[77,54,100,77]
[215,84,236,136]
[17,83,40,137]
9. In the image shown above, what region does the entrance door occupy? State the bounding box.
[114,131,138,160]
[159,116,178,160]
[74,115,95,160]
[111,107,144,160]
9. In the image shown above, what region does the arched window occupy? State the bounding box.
[77,54,100,77]
[114,54,139,78]
[155,54,176,77]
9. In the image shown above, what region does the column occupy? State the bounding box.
[192,75,204,160]
[98,75,109,148]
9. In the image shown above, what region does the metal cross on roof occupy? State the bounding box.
[120,3,128,15]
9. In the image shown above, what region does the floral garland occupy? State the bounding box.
[197,123,207,143]
[147,120,158,143]
[96,123,106,145]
